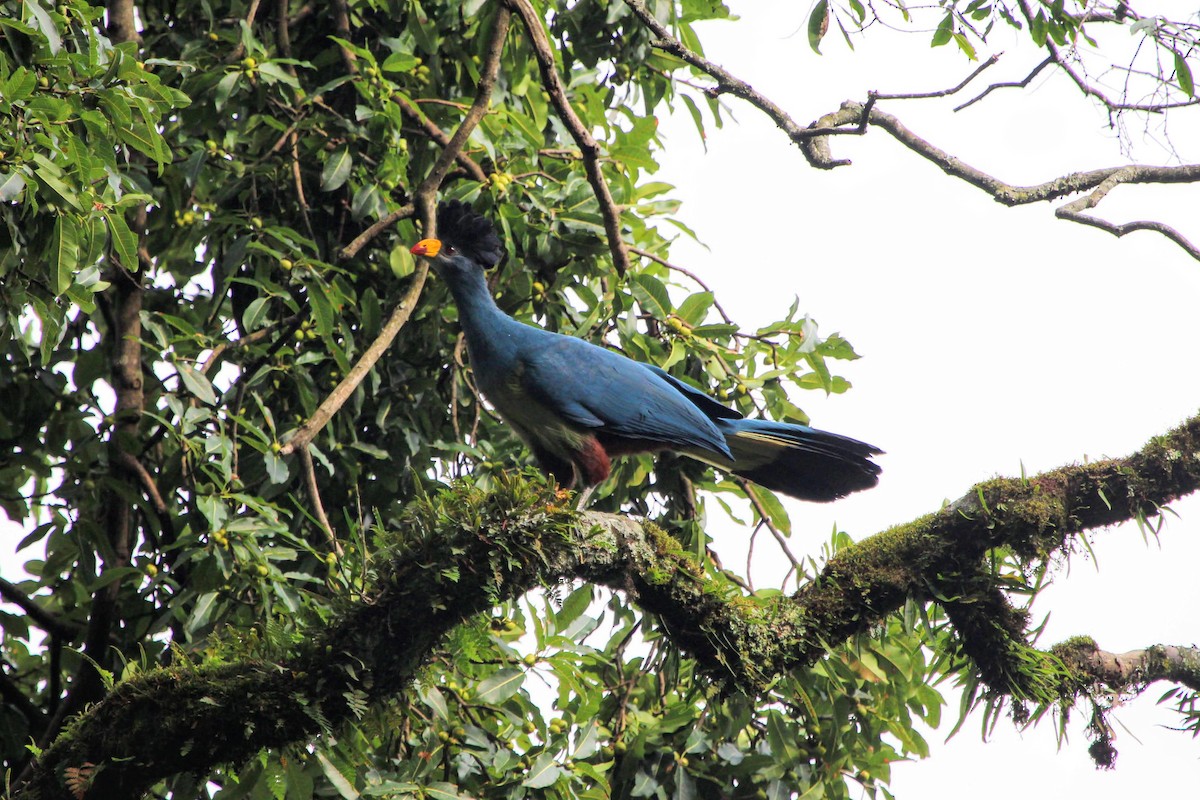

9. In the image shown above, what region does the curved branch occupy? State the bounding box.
[807,101,1200,258]
[621,0,1200,260]
[19,413,1200,797]
[1054,166,1200,259]
[504,0,630,276]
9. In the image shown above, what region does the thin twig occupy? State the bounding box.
[394,93,489,183]
[227,0,263,63]
[629,246,734,324]
[736,477,802,578]
[956,56,1054,111]
[199,313,302,375]
[874,53,1002,101]
[114,450,175,542]
[505,0,630,275]
[299,447,343,555]
[291,132,316,240]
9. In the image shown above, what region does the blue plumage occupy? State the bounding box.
[411,202,881,501]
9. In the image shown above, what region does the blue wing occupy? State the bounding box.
[515,331,733,460]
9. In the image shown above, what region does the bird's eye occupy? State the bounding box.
[444,244,457,255]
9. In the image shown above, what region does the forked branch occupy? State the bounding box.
[285,8,512,456]
[621,0,1200,261]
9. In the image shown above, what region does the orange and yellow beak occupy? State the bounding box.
[410,238,442,257]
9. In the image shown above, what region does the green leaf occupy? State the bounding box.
[1175,50,1195,97]
[117,123,169,166]
[25,0,62,55]
[34,161,84,211]
[676,292,714,325]
[381,52,418,73]
[308,281,335,337]
[178,363,219,405]
[0,170,26,202]
[475,668,524,704]
[321,146,353,192]
[389,245,415,279]
[103,210,139,269]
[425,782,468,800]
[47,214,81,295]
[555,584,592,630]
[807,0,829,53]
[931,12,954,47]
[214,71,240,111]
[630,768,659,797]
[521,754,562,789]
[745,483,791,537]
[88,566,144,591]
[315,752,358,800]
[419,684,450,721]
[264,451,289,484]
[630,273,672,319]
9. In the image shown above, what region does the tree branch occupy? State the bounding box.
[393,92,489,183]
[805,101,1200,258]
[299,446,342,555]
[286,9,512,457]
[621,0,1200,260]
[1053,638,1200,693]
[505,0,630,276]
[0,578,79,640]
[18,413,1200,797]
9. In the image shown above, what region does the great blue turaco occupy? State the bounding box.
[410,201,882,503]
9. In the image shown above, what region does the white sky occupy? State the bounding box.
[655,1,1200,797]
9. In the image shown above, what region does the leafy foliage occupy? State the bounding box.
[2,0,1197,798]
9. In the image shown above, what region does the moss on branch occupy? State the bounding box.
[17,414,1200,798]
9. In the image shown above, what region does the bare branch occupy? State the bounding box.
[622,0,1200,258]
[874,53,1003,101]
[339,203,416,262]
[807,101,1200,257]
[1055,167,1200,258]
[956,56,1054,112]
[299,446,343,555]
[505,0,630,276]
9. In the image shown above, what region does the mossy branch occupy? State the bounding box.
[17,413,1200,799]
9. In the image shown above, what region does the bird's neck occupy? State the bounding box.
[445,268,519,367]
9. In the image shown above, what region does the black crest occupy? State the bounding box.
[437,200,506,269]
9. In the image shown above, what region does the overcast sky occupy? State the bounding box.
[654,1,1200,796]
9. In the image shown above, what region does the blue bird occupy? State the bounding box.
[411,201,881,502]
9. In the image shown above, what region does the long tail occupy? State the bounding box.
[716,418,882,502]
